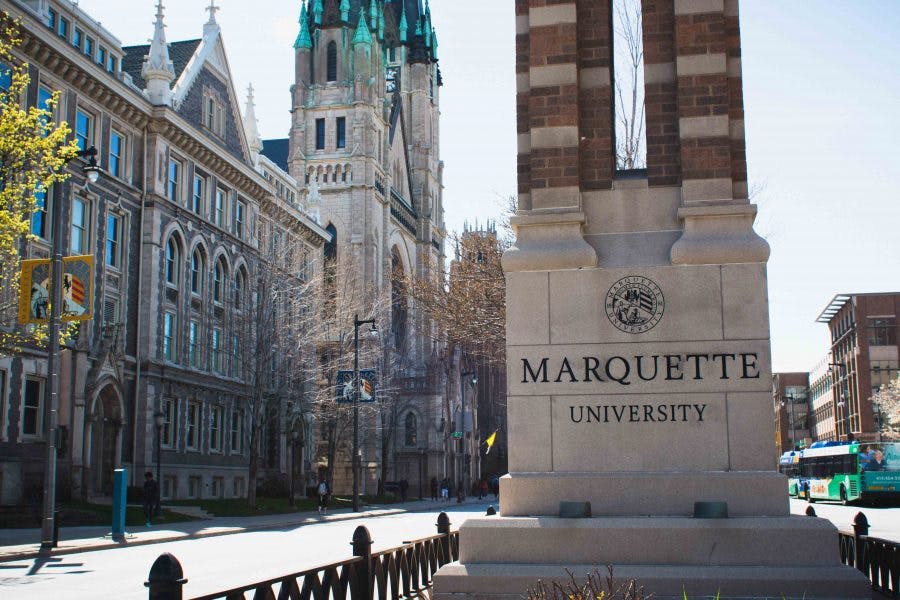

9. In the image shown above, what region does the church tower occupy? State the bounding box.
[276,0,446,493]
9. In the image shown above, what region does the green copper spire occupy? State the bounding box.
[340,0,350,21]
[399,2,408,42]
[312,0,323,25]
[369,0,377,30]
[431,29,438,59]
[294,1,312,49]
[353,8,372,44]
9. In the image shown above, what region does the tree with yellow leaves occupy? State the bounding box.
[0,13,81,354]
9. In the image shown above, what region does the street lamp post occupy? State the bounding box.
[352,313,377,512]
[153,410,165,515]
[40,147,102,551]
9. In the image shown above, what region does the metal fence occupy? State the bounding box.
[837,511,900,597]
[144,512,459,600]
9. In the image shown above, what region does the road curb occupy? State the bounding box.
[0,500,480,563]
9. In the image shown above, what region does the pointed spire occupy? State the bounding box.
[294,1,312,49]
[353,8,372,45]
[312,0,323,25]
[369,0,377,31]
[431,29,438,59]
[399,2,408,42]
[142,2,175,105]
[424,1,432,46]
[340,0,350,22]
[243,84,263,165]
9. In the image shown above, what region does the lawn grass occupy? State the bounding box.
[0,501,197,528]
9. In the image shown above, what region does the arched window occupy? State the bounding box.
[213,259,226,303]
[404,412,417,446]
[326,41,337,82]
[234,268,246,309]
[191,248,204,294]
[165,237,180,286]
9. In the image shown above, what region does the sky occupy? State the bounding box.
[75,1,900,374]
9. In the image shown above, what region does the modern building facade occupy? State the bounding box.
[812,293,900,443]
[259,0,449,495]
[0,0,329,504]
[772,372,809,454]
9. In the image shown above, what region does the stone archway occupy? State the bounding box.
[88,383,123,496]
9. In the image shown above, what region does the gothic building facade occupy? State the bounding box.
[0,0,328,504]
[261,0,448,494]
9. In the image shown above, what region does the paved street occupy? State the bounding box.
[790,498,900,541]
[0,502,491,599]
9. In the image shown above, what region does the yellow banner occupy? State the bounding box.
[18,255,94,324]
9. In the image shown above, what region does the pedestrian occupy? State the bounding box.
[400,479,408,502]
[479,479,488,500]
[143,471,159,527]
[440,478,449,502]
[317,478,330,515]
[430,477,439,501]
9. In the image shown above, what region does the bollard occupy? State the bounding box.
[145,553,187,600]
[804,506,816,517]
[351,526,373,600]
[436,511,451,563]
[486,505,496,516]
[852,512,869,573]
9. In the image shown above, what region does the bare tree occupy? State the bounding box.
[871,376,900,440]
[614,0,646,170]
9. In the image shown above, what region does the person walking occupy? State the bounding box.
[143,471,159,527]
[317,478,330,515]
[440,478,449,502]
[430,477,439,501]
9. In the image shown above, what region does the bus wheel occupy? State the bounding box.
[840,485,850,506]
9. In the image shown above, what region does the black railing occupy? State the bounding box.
[838,511,900,596]
[145,512,459,600]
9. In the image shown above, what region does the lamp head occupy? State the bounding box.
[368,323,379,339]
[81,146,102,183]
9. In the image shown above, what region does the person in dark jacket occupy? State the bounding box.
[143,471,159,527]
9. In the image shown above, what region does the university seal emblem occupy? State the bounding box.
[605,276,665,334]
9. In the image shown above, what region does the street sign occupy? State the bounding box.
[452,431,463,439]
[335,369,377,403]
[18,255,94,324]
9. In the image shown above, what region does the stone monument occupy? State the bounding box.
[433,0,869,598]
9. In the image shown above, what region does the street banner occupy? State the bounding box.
[336,369,377,403]
[18,255,94,324]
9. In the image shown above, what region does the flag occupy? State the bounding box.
[361,378,373,401]
[484,430,497,454]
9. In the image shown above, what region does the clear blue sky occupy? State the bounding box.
[77,1,899,373]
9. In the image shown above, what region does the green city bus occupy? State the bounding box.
[778,450,801,497]
[800,441,900,505]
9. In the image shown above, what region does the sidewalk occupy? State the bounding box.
[0,496,492,563]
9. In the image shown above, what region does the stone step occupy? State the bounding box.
[433,563,871,600]
[459,516,841,567]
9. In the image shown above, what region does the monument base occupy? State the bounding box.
[432,516,870,600]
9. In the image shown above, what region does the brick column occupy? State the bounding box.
[577,0,613,190]
[504,0,598,272]
[669,0,768,265]
[642,0,679,186]
[527,0,581,211]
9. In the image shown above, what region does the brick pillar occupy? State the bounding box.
[577,0,613,191]
[642,0,679,186]
[504,0,598,272]
[527,0,581,211]
[668,0,768,265]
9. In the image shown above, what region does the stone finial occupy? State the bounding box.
[142,1,176,106]
[243,84,263,166]
[399,2,408,42]
[294,1,312,50]
[353,8,372,45]
[312,0,323,25]
[204,0,221,35]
